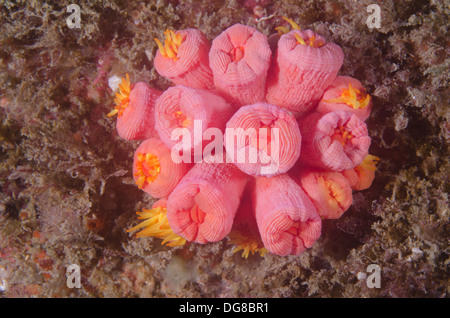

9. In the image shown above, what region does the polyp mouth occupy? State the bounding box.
[189,204,206,224]
[231,46,244,62]
[172,110,192,128]
[249,124,275,155]
[331,125,354,147]
[134,152,161,189]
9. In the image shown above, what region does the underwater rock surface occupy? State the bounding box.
[0,0,448,297]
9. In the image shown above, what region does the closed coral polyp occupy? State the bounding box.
[132,138,190,198]
[154,29,214,89]
[134,153,161,189]
[209,23,271,106]
[167,161,249,244]
[155,85,233,150]
[298,111,370,171]
[319,177,348,212]
[253,174,321,256]
[295,170,353,219]
[225,103,301,177]
[265,26,343,115]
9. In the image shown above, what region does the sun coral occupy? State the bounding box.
[298,110,371,171]
[167,160,249,243]
[316,76,373,121]
[127,198,186,247]
[154,29,214,89]
[225,103,301,176]
[342,154,380,190]
[266,28,344,116]
[132,138,189,198]
[154,85,233,151]
[209,23,271,107]
[253,174,321,256]
[108,76,163,140]
[110,19,378,258]
[292,169,353,219]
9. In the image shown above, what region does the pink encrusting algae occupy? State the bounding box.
[316,76,373,121]
[209,24,271,107]
[266,29,344,116]
[292,169,353,219]
[154,29,214,89]
[132,138,190,198]
[154,85,233,151]
[253,174,322,256]
[298,110,371,171]
[108,19,379,258]
[167,160,249,244]
[224,103,301,177]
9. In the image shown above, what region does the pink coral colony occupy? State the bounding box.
[109,18,380,257]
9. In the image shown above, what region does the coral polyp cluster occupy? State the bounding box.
[109,19,379,257]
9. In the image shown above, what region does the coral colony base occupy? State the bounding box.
[109,18,379,257]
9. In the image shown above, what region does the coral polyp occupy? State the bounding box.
[108,74,131,118]
[127,199,186,247]
[134,153,161,189]
[154,29,184,61]
[111,18,379,257]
